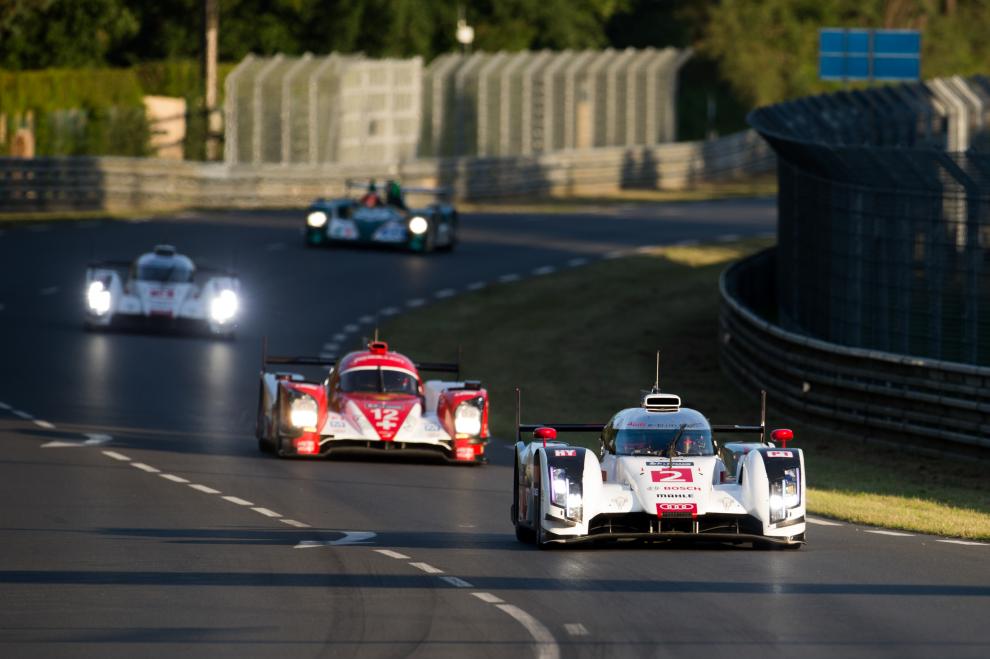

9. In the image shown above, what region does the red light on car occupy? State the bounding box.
[296,439,317,454]
[770,428,794,448]
[456,446,475,461]
[368,341,388,355]
[534,426,557,447]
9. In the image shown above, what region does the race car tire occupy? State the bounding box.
[534,455,552,549]
[513,459,535,544]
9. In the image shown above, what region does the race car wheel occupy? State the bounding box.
[513,459,535,544]
[534,456,552,549]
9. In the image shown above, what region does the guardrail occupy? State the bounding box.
[720,248,990,457]
[0,130,772,213]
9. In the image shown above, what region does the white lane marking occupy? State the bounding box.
[409,562,444,574]
[40,434,110,449]
[380,306,400,316]
[189,484,221,494]
[295,531,377,549]
[131,463,160,473]
[252,507,282,518]
[807,517,843,526]
[265,242,286,251]
[344,323,359,332]
[332,332,347,341]
[498,273,520,283]
[12,410,33,420]
[222,496,254,506]
[358,315,375,324]
[936,539,986,546]
[675,239,699,246]
[103,450,131,461]
[472,592,505,604]
[406,298,425,308]
[604,250,625,260]
[279,519,310,528]
[495,604,560,659]
[564,623,589,636]
[33,419,55,429]
[83,433,111,445]
[374,549,410,560]
[435,288,457,299]
[716,234,741,242]
[41,441,80,448]
[865,530,914,537]
[567,257,588,267]
[440,576,474,588]
[322,342,339,352]
[532,265,555,276]
[0,402,10,410]
[40,286,59,295]
[159,474,189,483]
[466,281,486,291]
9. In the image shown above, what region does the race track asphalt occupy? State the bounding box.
[0,200,987,658]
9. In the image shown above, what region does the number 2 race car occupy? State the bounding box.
[84,244,240,338]
[256,340,489,462]
[304,179,457,253]
[512,381,806,548]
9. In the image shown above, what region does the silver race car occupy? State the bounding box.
[84,244,240,338]
[512,372,806,549]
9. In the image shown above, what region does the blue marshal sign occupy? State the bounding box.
[819,28,921,82]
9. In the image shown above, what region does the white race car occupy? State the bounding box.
[512,384,806,549]
[84,244,240,337]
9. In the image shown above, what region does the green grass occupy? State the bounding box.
[383,239,990,541]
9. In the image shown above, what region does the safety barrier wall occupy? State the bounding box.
[0,129,772,212]
[720,249,990,455]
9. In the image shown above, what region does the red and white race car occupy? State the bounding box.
[256,340,489,463]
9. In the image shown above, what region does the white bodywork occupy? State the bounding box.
[513,403,806,547]
[84,249,240,336]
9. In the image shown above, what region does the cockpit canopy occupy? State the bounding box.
[602,407,714,456]
[339,366,419,395]
[133,248,195,283]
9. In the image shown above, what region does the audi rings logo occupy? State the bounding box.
[657,502,697,512]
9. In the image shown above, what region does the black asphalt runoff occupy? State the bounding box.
[1,202,988,658]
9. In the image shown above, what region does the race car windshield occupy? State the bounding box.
[136,263,194,283]
[615,428,714,456]
[340,368,418,395]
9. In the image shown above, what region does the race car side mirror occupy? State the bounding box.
[770,428,794,448]
[534,427,557,447]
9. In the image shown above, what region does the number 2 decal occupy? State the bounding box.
[370,408,400,430]
[651,468,693,483]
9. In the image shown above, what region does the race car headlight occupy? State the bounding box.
[769,468,800,523]
[549,466,583,522]
[289,395,318,430]
[408,216,428,235]
[453,398,483,436]
[86,281,111,315]
[210,289,239,324]
[307,211,328,228]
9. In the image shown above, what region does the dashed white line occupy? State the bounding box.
[252,507,282,518]
[936,539,986,546]
[406,298,425,308]
[12,410,33,420]
[322,342,339,352]
[564,623,589,636]
[374,549,410,560]
[189,484,221,494]
[332,332,347,341]
[808,517,843,526]
[466,281,486,291]
[472,592,504,604]
[567,257,588,267]
[159,474,189,483]
[222,496,254,506]
[83,433,111,445]
[358,315,375,324]
[131,463,160,473]
[409,562,444,574]
[532,266,556,276]
[435,288,457,298]
[380,306,400,316]
[279,519,311,528]
[440,576,474,588]
[344,323,359,332]
[495,604,560,659]
[40,286,59,295]
[865,529,914,537]
[0,402,10,410]
[32,419,55,430]
[498,273,520,283]
[103,450,131,462]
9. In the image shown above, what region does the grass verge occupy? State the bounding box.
[383,239,990,541]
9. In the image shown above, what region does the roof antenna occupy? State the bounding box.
[652,350,661,393]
